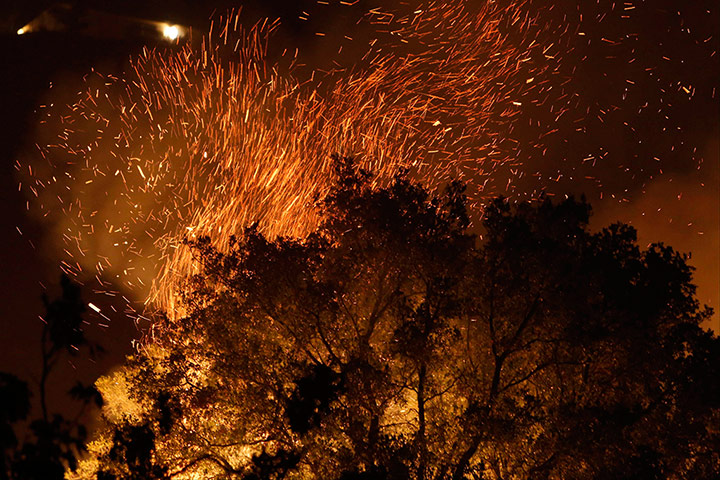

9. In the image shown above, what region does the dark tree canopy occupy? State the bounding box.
[78,160,718,480]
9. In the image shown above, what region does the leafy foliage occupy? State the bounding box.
[81,160,718,479]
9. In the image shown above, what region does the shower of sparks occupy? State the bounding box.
[17,1,717,320]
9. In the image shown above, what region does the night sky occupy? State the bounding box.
[0,0,717,422]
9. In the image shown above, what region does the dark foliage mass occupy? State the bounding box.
[287,364,345,435]
[31,160,720,479]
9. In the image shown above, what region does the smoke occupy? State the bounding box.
[592,138,720,333]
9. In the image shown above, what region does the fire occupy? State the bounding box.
[18,2,712,321]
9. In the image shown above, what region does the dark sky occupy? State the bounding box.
[0,0,717,422]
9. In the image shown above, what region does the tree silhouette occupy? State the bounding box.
[1,275,103,480]
[79,159,718,479]
[1,373,31,480]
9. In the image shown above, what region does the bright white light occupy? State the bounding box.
[17,27,26,35]
[163,25,180,41]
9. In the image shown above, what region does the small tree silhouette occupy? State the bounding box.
[1,275,103,480]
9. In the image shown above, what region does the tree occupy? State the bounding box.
[1,373,31,480]
[77,159,718,479]
[1,275,103,480]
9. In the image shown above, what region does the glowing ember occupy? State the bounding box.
[162,24,180,41]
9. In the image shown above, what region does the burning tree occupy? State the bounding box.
[75,160,718,480]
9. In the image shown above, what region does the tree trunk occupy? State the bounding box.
[417,363,427,480]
